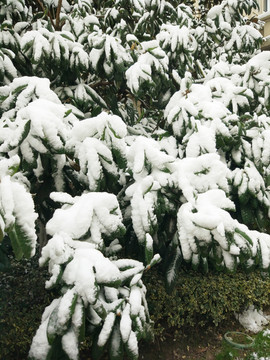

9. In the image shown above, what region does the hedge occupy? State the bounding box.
[145,268,270,337]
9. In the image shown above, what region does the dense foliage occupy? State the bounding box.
[1,0,270,359]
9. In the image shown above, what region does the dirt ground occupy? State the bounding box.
[138,308,270,360]
[79,316,263,360]
[138,323,236,360]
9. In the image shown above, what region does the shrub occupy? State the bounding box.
[145,269,270,336]
[2,0,270,358]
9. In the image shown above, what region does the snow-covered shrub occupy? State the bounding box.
[1,0,270,359]
[29,234,155,360]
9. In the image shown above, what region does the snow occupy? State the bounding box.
[126,60,152,93]
[126,41,168,94]
[232,160,270,208]
[29,299,60,360]
[0,95,77,169]
[258,234,270,269]
[72,299,84,329]
[67,113,127,189]
[104,287,118,302]
[129,286,142,317]
[110,323,122,358]
[76,137,118,190]
[62,248,121,297]
[0,176,37,255]
[46,192,124,245]
[58,288,76,326]
[50,191,75,205]
[88,32,132,74]
[119,265,145,283]
[258,10,270,20]
[174,154,230,203]
[177,189,241,265]
[126,34,139,43]
[0,77,60,113]
[127,330,139,358]
[185,123,216,157]
[247,51,270,69]
[89,307,102,326]
[146,233,153,251]
[157,24,196,54]
[69,112,127,144]
[62,328,79,360]
[207,4,223,19]
[0,176,15,227]
[235,305,270,333]
[127,136,174,179]
[1,53,17,80]
[120,304,132,343]
[39,233,75,267]
[130,273,143,287]
[97,312,116,347]
[70,46,89,69]
[63,255,97,305]
[126,176,159,242]
[28,318,51,359]
[47,195,93,239]
[113,258,143,269]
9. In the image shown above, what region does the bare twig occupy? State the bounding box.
[90,80,112,89]
[55,0,63,30]
[35,0,63,30]
[35,0,55,27]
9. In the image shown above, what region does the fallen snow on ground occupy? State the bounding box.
[235,305,270,333]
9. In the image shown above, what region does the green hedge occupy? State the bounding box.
[144,269,270,337]
[1,259,270,359]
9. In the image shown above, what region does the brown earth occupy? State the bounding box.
[80,316,266,360]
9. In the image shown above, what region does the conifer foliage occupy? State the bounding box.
[1,0,270,358]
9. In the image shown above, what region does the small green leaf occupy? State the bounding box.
[45,336,68,360]
[47,304,61,345]
[235,228,253,246]
[11,84,27,95]
[8,120,31,151]
[99,153,113,164]
[7,224,23,260]
[143,182,153,195]
[69,293,78,319]
[64,109,72,117]
[7,221,34,260]
[46,265,64,290]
